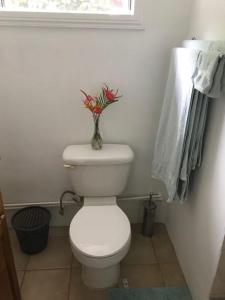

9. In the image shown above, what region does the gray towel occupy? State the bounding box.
[193,51,225,98]
[176,51,225,200]
[177,50,225,201]
[177,91,209,201]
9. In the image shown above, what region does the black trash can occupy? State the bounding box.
[142,200,157,237]
[12,206,51,254]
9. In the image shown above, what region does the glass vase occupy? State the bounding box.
[92,115,103,150]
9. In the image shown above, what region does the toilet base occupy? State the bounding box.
[82,264,120,289]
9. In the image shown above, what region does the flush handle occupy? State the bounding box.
[64,164,76,169]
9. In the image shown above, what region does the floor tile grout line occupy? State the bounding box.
[150,234,166,287]
[22,267,73,272]
[16,268,28,272]
[151,236,159,264]
[24,255,31,271]
[19,270,26,289]
[121,262,159,266]
[158,263,167,287]
[67,266,72,300]
[150,233,179,265]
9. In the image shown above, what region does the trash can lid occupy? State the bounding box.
[12,206,51,231]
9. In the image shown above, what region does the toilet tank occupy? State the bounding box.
[63,144,134,197]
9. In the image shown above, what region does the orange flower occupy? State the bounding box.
[81,89,95,111]
[84,100,94,111]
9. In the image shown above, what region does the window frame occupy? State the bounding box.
[0,0,144,29]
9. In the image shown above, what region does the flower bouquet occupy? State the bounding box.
[81,84,121,150]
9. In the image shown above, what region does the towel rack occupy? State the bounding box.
[183,40,225,52]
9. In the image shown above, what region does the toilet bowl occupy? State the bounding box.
[63,144,134,288]
[70,197,131,288]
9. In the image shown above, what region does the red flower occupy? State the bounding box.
[81,85,121,115]
[103,85,119,102]
[81,90,94,103]
[92,106,102,114]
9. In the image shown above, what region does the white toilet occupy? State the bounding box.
[63,144,134,289]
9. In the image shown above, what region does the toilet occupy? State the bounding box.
[63,144,134,289]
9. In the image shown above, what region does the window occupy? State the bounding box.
[0,0,143,29]
[1,0,132,15]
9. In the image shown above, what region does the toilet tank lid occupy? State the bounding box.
[63,144,134,165]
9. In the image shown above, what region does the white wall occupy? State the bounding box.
[0,0,193,223]
[166,4,225,300]
[189,0,225,40]
[166,96,225,300]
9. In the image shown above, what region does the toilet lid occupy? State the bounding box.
[70,205,131,258]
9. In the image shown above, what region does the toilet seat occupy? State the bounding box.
[70,205,131,259]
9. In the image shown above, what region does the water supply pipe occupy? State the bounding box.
[59,191,82,216]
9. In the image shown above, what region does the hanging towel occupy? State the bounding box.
[152,48,200,202]
[193,51,225,98]
[152,47,225,202]
[177,91,209,200]
[177,51,225,200]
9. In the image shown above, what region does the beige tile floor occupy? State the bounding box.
[10,223,187,300]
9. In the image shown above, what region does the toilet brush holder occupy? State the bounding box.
[142,195,157,237]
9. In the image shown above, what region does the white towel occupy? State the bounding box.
[152,48,200,202]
